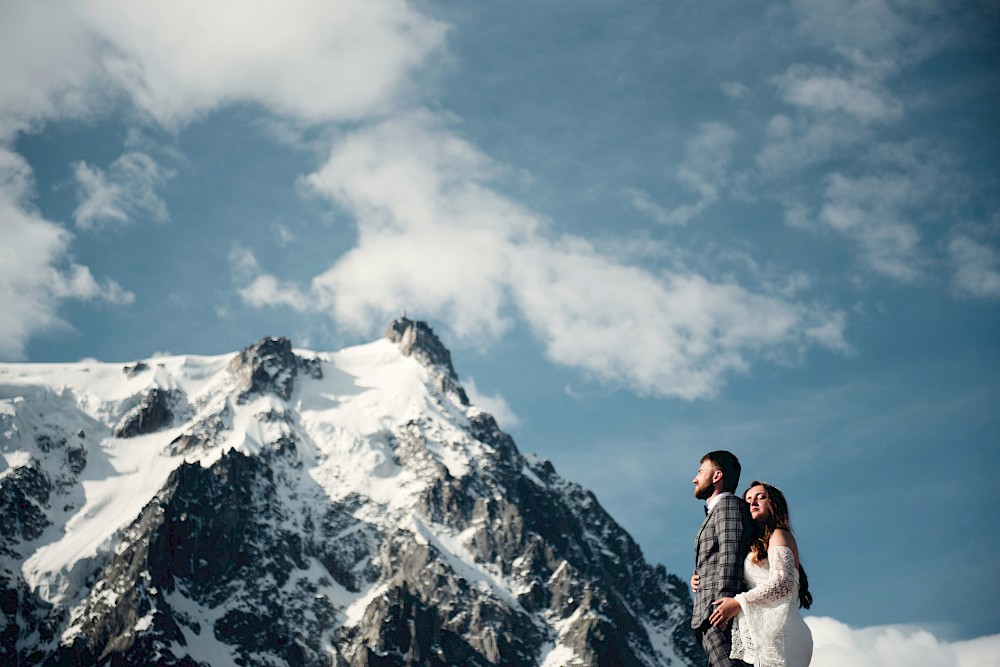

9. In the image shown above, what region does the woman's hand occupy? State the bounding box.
[690,570,700,592]
[709,597,740,628]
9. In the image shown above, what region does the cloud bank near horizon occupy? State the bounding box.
[806,617,1000,667]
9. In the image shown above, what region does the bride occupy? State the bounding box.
[708,481,814,667]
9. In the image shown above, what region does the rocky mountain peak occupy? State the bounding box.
[386,318,470,407]
[385,318,458,380]
[228,336,322,402]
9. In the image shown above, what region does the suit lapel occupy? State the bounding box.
[695,508,711,556]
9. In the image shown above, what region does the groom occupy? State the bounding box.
[691,450,753,667]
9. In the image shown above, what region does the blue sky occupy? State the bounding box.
[2,0,998,661]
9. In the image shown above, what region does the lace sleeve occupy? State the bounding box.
[730,546,797,667]
[742,545,795,606]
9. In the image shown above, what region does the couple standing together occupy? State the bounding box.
[691,451,813,667]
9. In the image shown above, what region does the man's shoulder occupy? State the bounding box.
[711,493,749,519]
[714,493,745,509]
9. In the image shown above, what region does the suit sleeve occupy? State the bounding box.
[715,497,748,598]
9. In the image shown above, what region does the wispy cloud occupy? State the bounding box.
[750,30,986,288]
[949,235,1000,299]
[790,0,991,64]
[817,172,923,282]
[806,617,1000,667]
[72,152,171,229]
[629,122,737,226]
[239,111,846,400]
[773,63,902,125]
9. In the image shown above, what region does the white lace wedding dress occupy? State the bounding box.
[730,545,813,667]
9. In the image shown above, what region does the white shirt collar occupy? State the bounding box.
[706,491,733,514]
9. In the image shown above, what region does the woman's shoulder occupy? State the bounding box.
[769,528,793,545]
[768,529,799,563]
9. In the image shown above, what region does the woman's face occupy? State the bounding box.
[745,485,771,523]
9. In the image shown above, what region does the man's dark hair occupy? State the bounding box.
[700,450,741,493]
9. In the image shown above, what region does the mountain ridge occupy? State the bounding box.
[1,319,699,666]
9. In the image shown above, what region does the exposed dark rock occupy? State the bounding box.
[298,355,323,380]
[66,445,88,476]
[112,387,176,438]
[340,536,542,667]
[229,336,299,401]
[166,405,230,456]
[1,461,62,665]
[122,361,150,378]
[35,434,66,453]
[0,459,51,545]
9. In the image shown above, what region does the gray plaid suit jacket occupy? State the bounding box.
[691,493,754,629]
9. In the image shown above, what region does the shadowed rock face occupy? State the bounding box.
[0,460,51,545]
[3,323,698,667]
[113,388,175,438]
[1,418,90,666]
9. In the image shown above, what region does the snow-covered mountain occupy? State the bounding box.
[1,319,699,666]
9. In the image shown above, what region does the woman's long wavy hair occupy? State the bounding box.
[744,481,813,609]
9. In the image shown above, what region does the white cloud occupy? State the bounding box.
[806,616,1000,667]
[239,112,847,400]
[83,0,448,127]
[0,0,447,136]
[463,378,521,430]
[239,275,313,313]
[0,3,103,140]
[949,235,1000,299]
[0,149,134,360]
[228,245,312,312]
[73,152,171,229]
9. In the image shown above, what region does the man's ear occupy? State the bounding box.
[712,468,724,485]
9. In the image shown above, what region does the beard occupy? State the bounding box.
[693,479,714,500]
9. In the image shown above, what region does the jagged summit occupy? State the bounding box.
[386,318,470,406]
[0,323,698,667]
[228,336,323,402]
[385,318,456,378]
